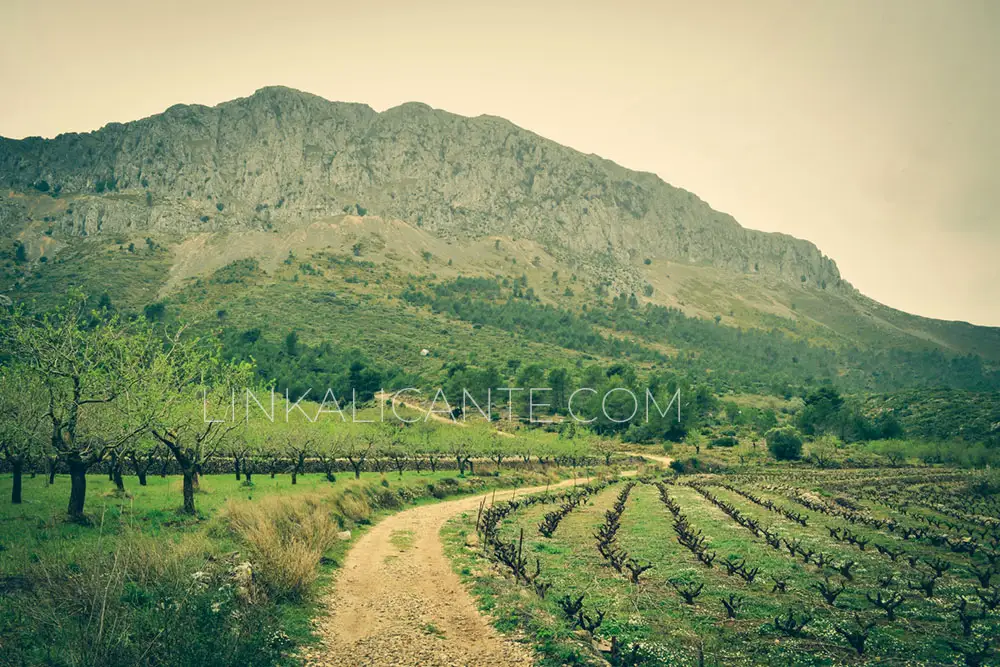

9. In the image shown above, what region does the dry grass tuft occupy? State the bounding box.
[219,494,339,600]
[332,486,373,524]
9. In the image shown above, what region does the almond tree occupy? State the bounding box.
[448,432,476,476]
[591,437,619,467]
[127,436,161,486]
[2,296,155,520]
[344,425,377,479]
[381,422,409,479]
[315,427,346,482]
[136,336,254,514]
[485,431,509,473]
[283,416,322,484]
[0,365,49,504]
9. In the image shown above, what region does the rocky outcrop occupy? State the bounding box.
[0,86,843,288]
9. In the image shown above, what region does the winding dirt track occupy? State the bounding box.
[304,454,669,666]
[302,476,589,667]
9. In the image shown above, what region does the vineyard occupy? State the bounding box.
[446,466,1000,666]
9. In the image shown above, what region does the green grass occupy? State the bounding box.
[0,470,469,573]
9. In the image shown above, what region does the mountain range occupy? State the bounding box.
[1,86,998,389]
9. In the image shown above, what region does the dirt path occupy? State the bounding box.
[302,475,592,667]
[629,451,673,466]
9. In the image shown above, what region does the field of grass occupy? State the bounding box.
[445,466,1000,666]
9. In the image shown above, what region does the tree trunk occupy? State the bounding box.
[67,457,87,520]
[160,456,168,478]
[429,457,438,473]
[245,468,253,484]
[11,458,23,504]
[130,454,148,486]
[108,452,125,493]
[456,456,465,476]
[48,458,56,485]
[466,458,474,475]
[182,470,196,514]
[234,457,241,481]
[291,471,297,484]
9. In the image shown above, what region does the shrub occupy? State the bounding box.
[369,486,402,510]
[333,487,373,524]
[766,427,803,461]
[711,436,738,448]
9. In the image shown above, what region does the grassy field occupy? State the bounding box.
[445,466,1000,666]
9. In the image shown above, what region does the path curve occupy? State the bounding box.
[302,475,592,667]
[629,451,673,466]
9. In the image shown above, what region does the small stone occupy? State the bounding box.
[337,530,352,541]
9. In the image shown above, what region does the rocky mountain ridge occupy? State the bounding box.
[0,86,843,291]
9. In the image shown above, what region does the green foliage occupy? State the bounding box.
[402,277,1000,396]
[220,327,405,401]
[143,301,166,321]
[94,177,117,193]
[766,427,803,460]
[710,435,738,447]
[211,258,260,284]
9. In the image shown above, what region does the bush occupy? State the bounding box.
[333,487,373,524]
[766,427,803,461]
[369,486,402,510]
[710,436,738,448]
[669,457,701,474]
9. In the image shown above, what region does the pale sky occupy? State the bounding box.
[2,0,998,325]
